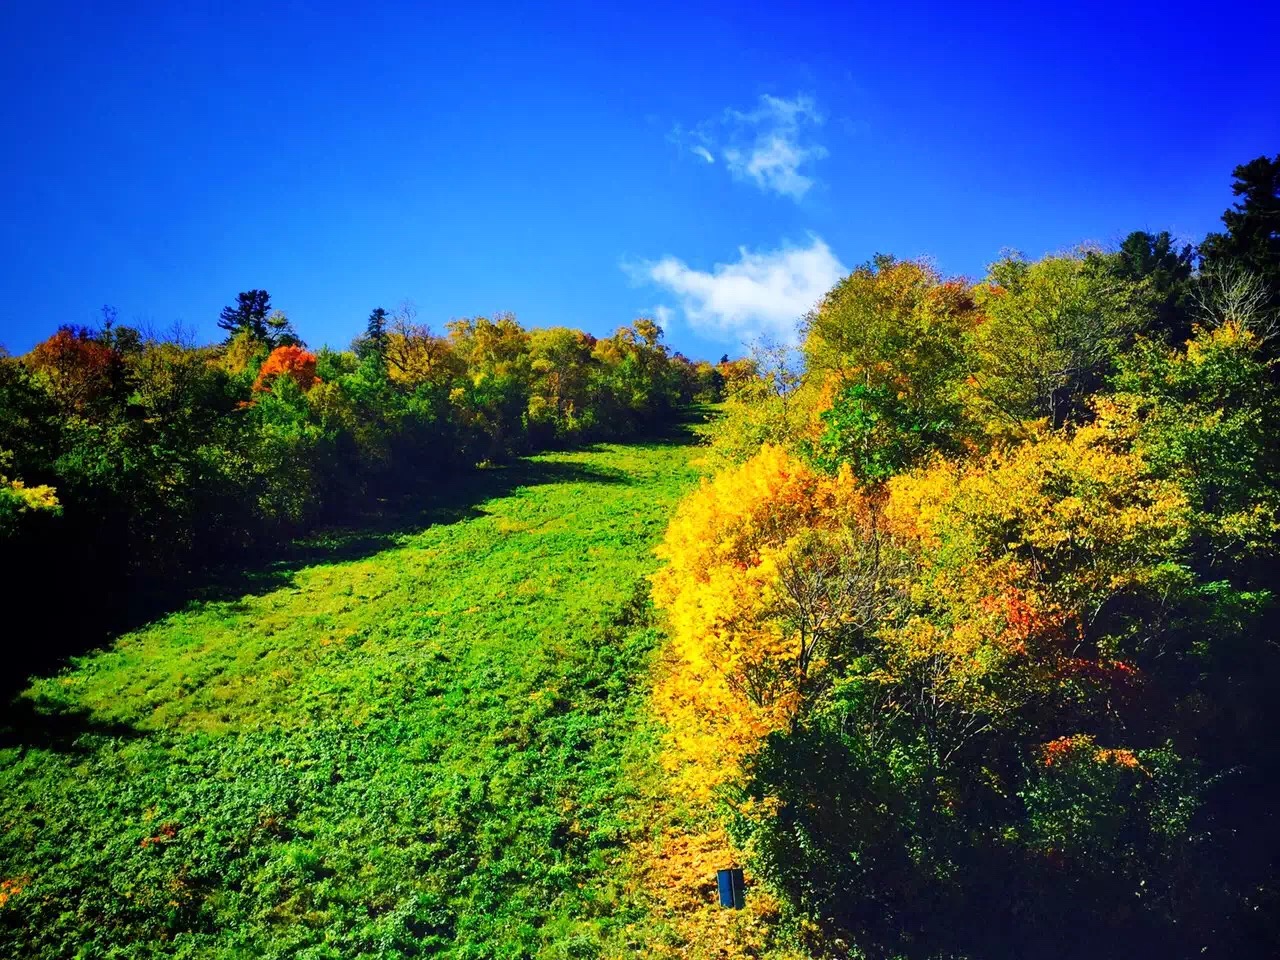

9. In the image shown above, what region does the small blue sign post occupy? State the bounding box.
[716,867,745,909]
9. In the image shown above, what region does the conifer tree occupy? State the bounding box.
[216,289,272,341]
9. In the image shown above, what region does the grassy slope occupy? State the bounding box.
[0,433,704,959]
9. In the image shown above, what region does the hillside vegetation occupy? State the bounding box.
[0,306,730,686]
[647,156,1280,959]
[3,153,1279,960]
[0,433,707,958]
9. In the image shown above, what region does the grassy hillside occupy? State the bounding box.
[0,430,705,959]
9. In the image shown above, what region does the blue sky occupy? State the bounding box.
[1,0,1277,359]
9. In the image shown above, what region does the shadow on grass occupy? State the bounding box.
[1,454,636,710]
[0,695,144,754]
[631,403,716,448]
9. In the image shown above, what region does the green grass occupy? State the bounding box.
[0,432,704,959]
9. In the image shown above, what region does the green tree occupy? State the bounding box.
[1108,230,1196,343]
[970,252,1150,427]
[355,306,390,369]
[1200,155,1280,315]
[217,289,273,341]
[801,255,977,476]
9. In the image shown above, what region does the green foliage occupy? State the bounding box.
[970,251,1152,427]
[802,255,973,394]
[1107,230,1198,343]
[809,381,961,481]
[1110,322,1280,564]
[1200,154,1280,318]
[804,255,977,464]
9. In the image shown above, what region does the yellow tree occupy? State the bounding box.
[652,445,902,795]
[878,408,1190,757]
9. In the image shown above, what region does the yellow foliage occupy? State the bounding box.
[0,877,24,908]
[626,817,799,960]
[2,474,59,514]
[385,327,461,388]
[652,445,878,797]
[700,375,827,470]
[888,415,1189,601]
[218,329,266,377]
[656,403,1189,793]
[1186,318,1255,362]
[1,450,60,529]
[875,412,1190,721]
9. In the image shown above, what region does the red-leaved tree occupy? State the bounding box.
[252,345,319,393]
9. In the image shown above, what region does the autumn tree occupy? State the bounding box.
[252,345,319,393]
[25,325,123,414]
[652,445,901,795]
[384,304,460,389]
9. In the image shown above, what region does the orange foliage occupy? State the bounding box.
[26,326,119,412]
[0,877,24,908]
[139,822,180,848]
[253,345,319,393]
[1041,734,1145,772]
[979,586,1072,654]
[1042,734,1094,766]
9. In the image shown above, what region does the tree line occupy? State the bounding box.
[652,154,1280,958]
[0,299,729,671]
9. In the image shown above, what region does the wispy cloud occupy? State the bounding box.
[671,93,827,200]
[723,94,826,199]
[649,304,675,328]
[626,236,847,343]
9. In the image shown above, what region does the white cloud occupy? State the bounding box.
[672,93,827,200]
[722,94,827,199]
[629,236,847,343]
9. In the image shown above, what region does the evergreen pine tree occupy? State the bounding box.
[217,289,273,341]
[1201,155,1280,314]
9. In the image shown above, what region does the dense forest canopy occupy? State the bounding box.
[648,155,1280,958]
